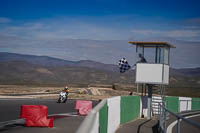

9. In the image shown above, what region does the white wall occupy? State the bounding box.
[89,112,99,133]
[107,96,121,133]
[76,100,106,133]
[163,65,169,84]
[136,64,163,84]
[136,63,169,85]
[179,97,192,112]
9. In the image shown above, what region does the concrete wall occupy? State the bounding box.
[99,101,108,133]
[165,96,179,113]
[90,112,99,133]
[192,97,200,110]
[107,96,121,133]
[165,96,200,113]
[120,96,140,124]
[77,96,200,133]
[76,96,141,133]
[179,97,192,112]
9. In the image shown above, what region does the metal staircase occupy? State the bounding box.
[152,96,162,115]
[152,85,165,115]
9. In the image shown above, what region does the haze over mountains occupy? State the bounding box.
[0,52,118,72]
[0,52,199,88]
[1,36,200,68]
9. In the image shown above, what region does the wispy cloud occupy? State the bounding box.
[0,17,12,23]
[167,30,200,38]
[184,18,200,26]
[6,23,43,31]
[0,17,131,40]
[0,17,200,68]
[131,29,200,41]
[1,16,200,42]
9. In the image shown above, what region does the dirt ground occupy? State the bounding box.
[0,85,131,100]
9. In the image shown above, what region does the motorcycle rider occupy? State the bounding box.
[64,86,69,93]
[58,86,69,103]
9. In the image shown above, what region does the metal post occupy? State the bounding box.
[186,100,188,111]
[137,83,139,94]
[158,103,161,132]
[161,85,164,97]
[162,105,164,132]
[177,118,181,133]
[164,109,167,133]
[141,96,144,118]
[163,85,166,97]
[147,84,152,120]
[142,84,144,96]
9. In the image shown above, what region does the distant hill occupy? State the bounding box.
[0,52,199,89]
[1,37,200,68]
[0,52,118,72]
[0,52,77,67]
[171,67,200,77]
[0,60,133,86]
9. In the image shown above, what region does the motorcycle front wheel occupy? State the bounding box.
[63,96,68,103]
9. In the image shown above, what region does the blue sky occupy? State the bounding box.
[0,0,200,40]
[0,0,200,68]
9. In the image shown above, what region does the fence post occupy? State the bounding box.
[177,118,181,133]
[158,103,161,132]
[164,101,167,133]
[186,100,188,111]
[164,108,167,133]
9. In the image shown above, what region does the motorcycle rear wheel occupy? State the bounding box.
[58,98,61,103]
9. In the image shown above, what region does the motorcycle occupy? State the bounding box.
[57,91,69,103]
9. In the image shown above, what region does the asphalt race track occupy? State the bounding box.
[0,98,98,133]
[171,115,200,133]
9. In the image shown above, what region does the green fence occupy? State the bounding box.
[165,96,179,113]
[192,97,200,111]
[99,101,108,133]
[120,96,140,124]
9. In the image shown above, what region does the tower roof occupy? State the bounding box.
[128,41,176,48]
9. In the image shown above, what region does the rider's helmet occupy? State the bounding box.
[64,86,69,92]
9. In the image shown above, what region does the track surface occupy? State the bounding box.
[0,98,79,122]
[171,115,200,133]
[0,98,98,133]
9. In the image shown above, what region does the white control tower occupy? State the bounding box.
[129,41,175,119]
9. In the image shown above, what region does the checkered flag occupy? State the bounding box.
[118,58,131,73]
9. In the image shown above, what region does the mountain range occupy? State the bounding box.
[0,52,199,89]
[1,36,200,68]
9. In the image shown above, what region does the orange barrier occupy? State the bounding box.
[75,100,92,115]
[20,105,53,127]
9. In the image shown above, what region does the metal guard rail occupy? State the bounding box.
[158,102,200,133]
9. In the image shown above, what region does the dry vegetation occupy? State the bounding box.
[0,85,130,100]
[0,84,199,100]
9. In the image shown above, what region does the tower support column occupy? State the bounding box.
[147,84,152,120]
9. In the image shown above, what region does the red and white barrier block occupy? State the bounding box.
[75,100,92,115]
[20,105,53,127]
